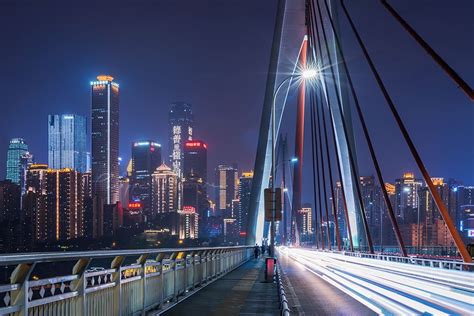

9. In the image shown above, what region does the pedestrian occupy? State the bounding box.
[254,244,260,259]
[261,243,266,256]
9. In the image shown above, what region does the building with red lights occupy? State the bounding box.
[183,140,207,182]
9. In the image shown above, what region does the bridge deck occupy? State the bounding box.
[162,257,280,315]
[278,253,376,315]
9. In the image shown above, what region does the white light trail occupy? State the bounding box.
[279,247,474,315]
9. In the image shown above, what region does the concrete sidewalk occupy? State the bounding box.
[162,257,280,316]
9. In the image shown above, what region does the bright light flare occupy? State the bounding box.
[301,68,319,79]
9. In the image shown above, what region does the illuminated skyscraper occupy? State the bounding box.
[91,75,119,205]
[6,138,28,185]
[215,164,238,216]
[395,172,422,221]
[183,140,207,182]
[130,141,162,218]
[151,163,177,216]
[25,167,84,241]
[168,102,193,179]
[48,114,87,172]
[238,171,253,236]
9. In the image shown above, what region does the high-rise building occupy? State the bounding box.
[0,180,22,252]
[183,140,207,182]
[6,138,29,185]
[24,164,48,241]
[91,75,120,205]
[299,206,313,236]
[177,206,198,239]
[395,172,422,221]
[48,114,87,173]
[0,180,21,223]
[82,172,93,238]
[151,163,177,216]
[19,151,34,197]
[130,141,162,218]
[168,102,193,179]
[359,176,384,241]
[183,172,208,236]
[215,164,238,216]
[456,186,474,241]
[238,171,253,236]
[152,163,178,234]
[25,167,84,241]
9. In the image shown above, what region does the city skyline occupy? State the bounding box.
[0,1,472,187]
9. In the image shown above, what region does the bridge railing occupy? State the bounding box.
[0,246,253,315]
[335,250,473,271]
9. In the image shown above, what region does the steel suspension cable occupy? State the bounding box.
[322,0,406,256]
[380,0,473,101]
[313,0,374,252]
[340,0,471,262]
[307,10,326,250]
[319,81,342,250]
[308,4,354,252]
[309,92,321,249]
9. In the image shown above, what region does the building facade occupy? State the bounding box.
[6,138,29,186]
[238,171,253,236]
[48,114,87,173]
[395,172,422,221]
[151,163,177,216]
[168,102,193,178]
[215,164,238,217]
[25,167,84,242]
[91,75,120,205]
[183,140,207,181]
[130,141,162,218]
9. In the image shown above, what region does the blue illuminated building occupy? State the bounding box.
[48,114,87,172]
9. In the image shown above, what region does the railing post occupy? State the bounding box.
[137,254,148,316]
[10,263,36,316]
[155,253,165,308]
[71,258,91,316]
[111,256,125,316]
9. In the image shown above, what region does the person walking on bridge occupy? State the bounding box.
[254,244,260,259]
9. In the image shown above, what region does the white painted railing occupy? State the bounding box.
[0,246,253,315]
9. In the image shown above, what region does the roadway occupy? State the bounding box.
[278,247,474,315]
[278,249,375,315]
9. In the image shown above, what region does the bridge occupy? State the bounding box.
[1,0,473,315]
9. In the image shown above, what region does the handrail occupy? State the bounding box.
[0,246,253,315]
[0,245,252,264]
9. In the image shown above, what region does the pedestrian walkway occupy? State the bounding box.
[162,257,280,315]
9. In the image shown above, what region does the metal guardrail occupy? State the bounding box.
[0,246,253,315]
[275,262,290,316]
[318,249,474,271]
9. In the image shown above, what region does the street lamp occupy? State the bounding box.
[269,68,319,257]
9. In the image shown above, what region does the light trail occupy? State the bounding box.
[279,247,474,315]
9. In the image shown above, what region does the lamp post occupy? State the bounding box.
[269,68,318,257]
[275,157,298,245]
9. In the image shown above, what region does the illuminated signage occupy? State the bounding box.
[467,229,474,237]
[134,141,161,147]
[185,141,207,149]
[128,202,142,209]
[182,206,196,213]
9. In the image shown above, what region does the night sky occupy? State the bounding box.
[0,1,473,198]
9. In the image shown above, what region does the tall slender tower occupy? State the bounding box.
[130,141,162,218]
[91,75,120,205]
[168,102,193,179]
